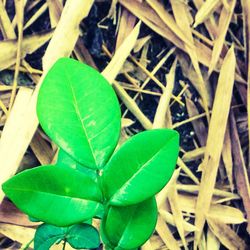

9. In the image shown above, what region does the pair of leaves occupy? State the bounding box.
[2,165,103,226]
[34,223,99,250]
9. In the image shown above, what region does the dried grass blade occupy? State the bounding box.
[185,91,207,147]
[159,209,197,232]
[221,124,234,191]
[116,8,136,50]
[167,171,188,250]
[9,0,24,111]
[0,0,16,39]
[30,131,55,165]
[177,157,200,185]
[194,0,222,27]
[182,147,205,163]
[153,59,177,129]
[208,0,236,76]
[241,0,250,170]
[170,0,211,113]
[102,22,140,83]
[146,0,193,48]
[207,217,246,249]
[0,223,35,247]
[156,216,180,250]
[179,194,246,224]
[113,82,152,129]
[230,112,250,232]
[194,46,236,248]
[0,30,53,71]
[46,0,63,27]
[43,0,94,71]
[206,228,220,250]
[0,88,33,202]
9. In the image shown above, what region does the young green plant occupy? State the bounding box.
[2,58,179,250]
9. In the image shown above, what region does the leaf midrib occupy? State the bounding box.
[110,134,178,202]
[64,67,97,166]
[5,186,100,202]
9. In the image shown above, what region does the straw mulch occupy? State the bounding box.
[0,0,249,249]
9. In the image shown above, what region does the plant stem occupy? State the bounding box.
[62,240,67,250]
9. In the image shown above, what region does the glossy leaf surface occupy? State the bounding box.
[57,148,98,181]
[34,224,66,250]
[101,197,157,249]
[34,223,100,250]
[37,58,121,169]
[102,129,179,206]
[67,223,100,249]
[2,165,102,226]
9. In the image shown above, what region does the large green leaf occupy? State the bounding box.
[67,223,100,249]
[101,197,157,249]
[34,224,66,250]
[57,148,98,182]
[102,129,179,206]
[37,58,121,169]
[2,165,103,226]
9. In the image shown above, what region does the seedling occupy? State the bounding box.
[2,58,179,250]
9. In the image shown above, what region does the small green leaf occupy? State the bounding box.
[57,148,98,181]
[34,224,66,250]
[2,165,103,226]
[37,58,121,169]
[101,197,157,249]
[67,224,100,249]
[102,129,179,206]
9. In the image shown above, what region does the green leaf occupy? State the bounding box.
[102,129,179,206]
[57,148,98,181]
[34,224,66,250]
[101,197,157,249]
[67,224,100,249]
[37,58,121,169]
[2,165,103,226]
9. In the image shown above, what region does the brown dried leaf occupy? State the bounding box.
[179,194,246,225]
[0,223,35,247]
[43,0,94,71]
[102,22,140,83]
[146,0,193,48]
[167,171,188,249]
[207,228,220,250]
[0,30,53,71]
[156,216,180,250]
[116,8,136,50]
[230,112,250,232]
[207,217,246,250]
[0,88,33,202]
[194,0,222,27]
[194,46,236,247]
[0,199,39,227]
[221,124,234,191]
[208,0,236,76]
[153,59,177,129]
